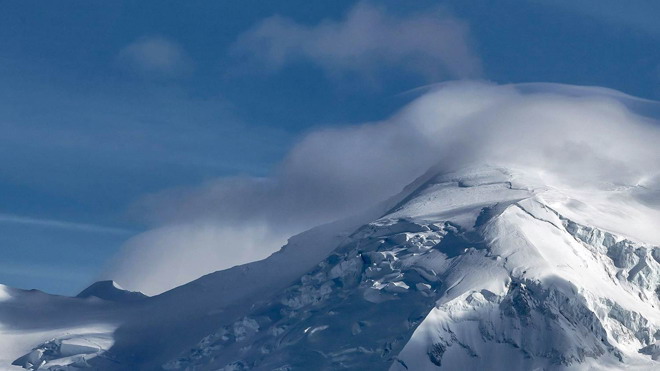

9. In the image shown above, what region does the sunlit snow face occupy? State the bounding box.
[109,82,660,295]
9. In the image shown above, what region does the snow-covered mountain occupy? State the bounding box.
[1,165,658,370]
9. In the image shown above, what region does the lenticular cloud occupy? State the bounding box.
[108,82,660,295]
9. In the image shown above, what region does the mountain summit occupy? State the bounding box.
[2,165,658,370]
[76,280,148,303]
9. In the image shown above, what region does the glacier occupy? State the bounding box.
[1,165,658,370]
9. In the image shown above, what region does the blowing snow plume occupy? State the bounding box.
[107,82,660,295]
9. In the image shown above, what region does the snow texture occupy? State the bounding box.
[1,165,658,370]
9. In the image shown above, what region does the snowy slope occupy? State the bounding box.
[1,165,658,370]
[391,168,660,370]
[0,205,378,370]
[160,165,659,370]
[76,281,148,302]
[0,285,126,370]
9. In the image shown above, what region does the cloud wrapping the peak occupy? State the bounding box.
[230,2,482,81]
[108,81,660,295]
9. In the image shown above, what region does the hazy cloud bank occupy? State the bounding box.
[108,82,660,295]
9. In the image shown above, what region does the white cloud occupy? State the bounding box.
[107,82,660,295]
[230,2,481,81]
[106,222,289,295]
[117,36,192,76]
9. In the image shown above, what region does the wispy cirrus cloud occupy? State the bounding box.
[230,2,481,82]
[0,213,132,235]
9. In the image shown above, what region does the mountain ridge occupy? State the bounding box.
[1,165,658,370]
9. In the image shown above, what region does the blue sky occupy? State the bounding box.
[1,0,659,295]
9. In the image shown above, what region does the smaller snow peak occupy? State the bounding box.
[76,280,148,302]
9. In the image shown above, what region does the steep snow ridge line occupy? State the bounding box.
[512,202,563,232]
[504,198,659,305]
[395,193,658,370]
[507,198,659,323]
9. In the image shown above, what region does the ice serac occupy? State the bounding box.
[162,166,660,370]
[11,331,114,371]
[0,286,123,370]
